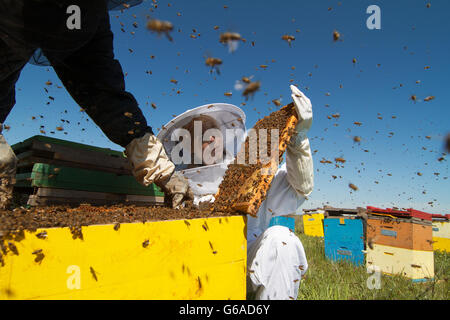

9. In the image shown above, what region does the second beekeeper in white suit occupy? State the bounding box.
[156,85,314,300]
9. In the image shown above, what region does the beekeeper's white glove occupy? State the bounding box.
[286,85,314,197]
[125,133,192,208]
[0,126,18,210]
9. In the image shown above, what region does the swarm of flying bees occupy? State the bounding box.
[4,3,444,214]
[146,19,174,41]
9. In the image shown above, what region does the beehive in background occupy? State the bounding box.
[302,208,324,237]
[366,206,434,282]
[323,207,366,266]
[431,214,450,253]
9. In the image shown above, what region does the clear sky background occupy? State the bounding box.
[3,0,449,213]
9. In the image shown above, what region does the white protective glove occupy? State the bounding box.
[285,85,314,197]
[0,127,18,210]
[125,132,192,208]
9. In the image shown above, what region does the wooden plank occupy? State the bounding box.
[30,140,132,173]
[27,193,164,207]
[29,163,163,196]
[12,135,133,175]
[11,135,124,157]
[0,216,247,300]
[35,187,163,202]
[14,172,32,188]
[36,187,164,203]
[16,150,34,161]
[16,155,130,175]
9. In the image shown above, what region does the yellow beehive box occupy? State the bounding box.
[0,216,247,300]
[302,211,324,237]
[432,219,450,253]
[366,243,434,282]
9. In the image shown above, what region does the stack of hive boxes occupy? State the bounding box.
[323,207,366,266]
[431,214,450,253]
[11,135,164,206]
[366,206,434,282]
[302,208,325,237]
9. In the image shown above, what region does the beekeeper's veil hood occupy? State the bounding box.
[157,103,246,199]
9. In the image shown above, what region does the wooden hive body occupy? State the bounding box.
[302,210,324,237]
[0,216,247,300]
[432,218,450,253]
[366,244,434,282]
[12,136,164,207]
[366,215,433,251]
[323,215,365,266]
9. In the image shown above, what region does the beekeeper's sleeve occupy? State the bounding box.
[285,135,314,198]
[285,85,314,198]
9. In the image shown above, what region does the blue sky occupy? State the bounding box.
[3,0,449,213]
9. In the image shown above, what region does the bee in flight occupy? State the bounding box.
[146,19,174,41]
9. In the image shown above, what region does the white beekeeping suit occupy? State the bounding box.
[157,85,314,300]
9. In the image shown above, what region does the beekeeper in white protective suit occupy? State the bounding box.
[157,85,314,300]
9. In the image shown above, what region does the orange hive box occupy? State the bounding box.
[366,215,433,251]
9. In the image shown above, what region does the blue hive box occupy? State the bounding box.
[323,208,366,266]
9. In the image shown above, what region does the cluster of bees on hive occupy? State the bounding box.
[2,1,447,212]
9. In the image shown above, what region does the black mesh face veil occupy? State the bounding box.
[26,0,144,66]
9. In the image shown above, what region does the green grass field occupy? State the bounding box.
[295,220,450,300]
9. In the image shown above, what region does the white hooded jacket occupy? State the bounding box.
[157,103,314,245]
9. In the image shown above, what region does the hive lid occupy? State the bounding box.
[322,206,361,216]
[303,208,325,214]
[366,206,432,221]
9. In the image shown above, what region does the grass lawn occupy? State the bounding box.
[295,219,450,300]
